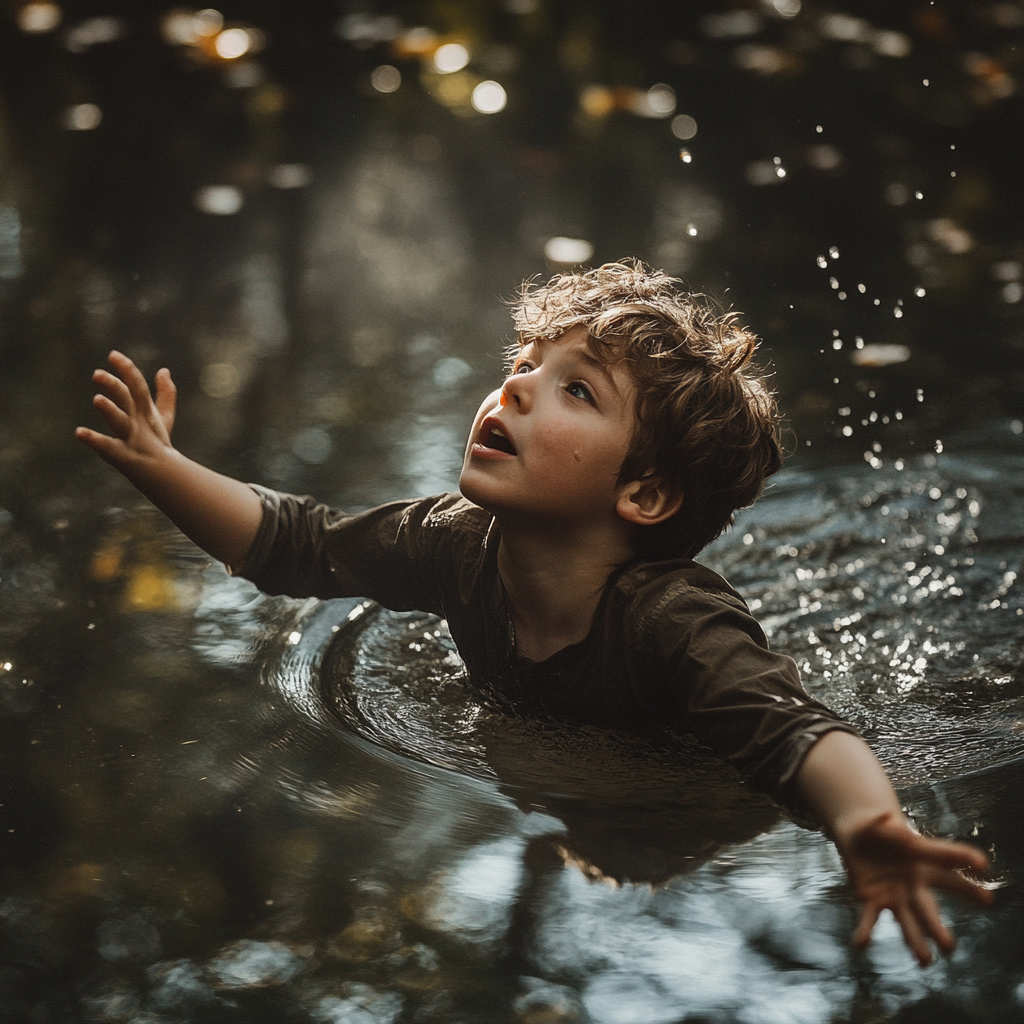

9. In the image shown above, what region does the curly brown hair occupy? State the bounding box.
[508,260,783,558]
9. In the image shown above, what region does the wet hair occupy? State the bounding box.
[508,259,784,559]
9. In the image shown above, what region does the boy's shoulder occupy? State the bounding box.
[417,492,492,534]
[611,556,765,652]
[614,556,745,607]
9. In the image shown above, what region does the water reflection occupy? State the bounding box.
[2,2,1024,1020]
[2,443,1022,1021]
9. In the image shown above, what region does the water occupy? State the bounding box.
[3,4,1024,1020]
[3,426,1021,1023]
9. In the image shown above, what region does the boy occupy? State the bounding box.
[76,260,991,967]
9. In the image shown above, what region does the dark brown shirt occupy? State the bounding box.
[235,487,858,796]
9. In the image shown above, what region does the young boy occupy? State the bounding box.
[76,260,991,967]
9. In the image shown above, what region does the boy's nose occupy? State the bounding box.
[500,371,530,410]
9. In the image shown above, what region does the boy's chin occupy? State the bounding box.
[458,474,492,512]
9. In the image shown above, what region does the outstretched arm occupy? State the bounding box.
[796,729,992,966]
[76,350,263,569]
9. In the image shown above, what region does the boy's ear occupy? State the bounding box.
[615,476,684,526]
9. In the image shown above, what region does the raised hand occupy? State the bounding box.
[75,350,263,568]
[843,811,993,966]
[75,350,178,471]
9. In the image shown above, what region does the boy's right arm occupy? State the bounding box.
[75,350,264,570]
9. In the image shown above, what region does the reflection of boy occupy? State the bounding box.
[77,260,991,966]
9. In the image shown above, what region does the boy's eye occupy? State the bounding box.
[566,381,594,403]
[511,360,533,375]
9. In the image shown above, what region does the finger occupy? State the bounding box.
[894,905,933,967]
[154,368,177,433]
[852,903,881,951]
[75,426,122,463]
[93,368,135,416]
[912,889,955,955]
[911,836,991,874]
[93,394,131,437]
[932,867,996,906]
[107,350,156,414]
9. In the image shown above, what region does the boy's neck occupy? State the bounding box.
[496,518,635,662]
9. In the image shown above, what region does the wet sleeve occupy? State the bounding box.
[232,486,475,614]
[637,585,860,797]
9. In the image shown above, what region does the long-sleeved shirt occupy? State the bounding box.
[235,487,858,797]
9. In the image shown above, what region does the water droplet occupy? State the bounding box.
[914,287,926,297]
[816,255,828,269]
[923,78,929,86]
[828,246,840,259]
[915,191,924,199]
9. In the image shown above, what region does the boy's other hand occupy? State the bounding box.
[76,350,177,470]
[843,811,993,967]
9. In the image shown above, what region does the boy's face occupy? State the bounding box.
[460,327,638,527]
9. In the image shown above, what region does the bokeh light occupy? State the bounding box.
[214,28,251,60]
[64,16,122,53]
[644,84,676,117]
[200,362,241,398]
[268,164,312,189]
[370,65,401,93]
[16,2,61,33]
[224,61,265,88]
[579,85,614,117]
[193,9,224,38]
[335,13,400,47]
[670,114,698,140]
[395,26,437,57]
[767,0,801,16]
[850,344,911,367]
[471,80,506,114]
[195,185,243,215]
[434,42,470,74]
[63,103,102,130]
[543,237,594,265]
[807,143,843,170]
[873,30,912,58]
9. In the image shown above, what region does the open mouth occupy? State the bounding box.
[480,422,517,455]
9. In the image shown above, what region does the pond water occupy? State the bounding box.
[2,3,1024,1022]
[2,427,1023,1024]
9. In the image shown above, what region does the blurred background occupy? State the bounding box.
[1,0,1022,496]
[2,3,1024,1023]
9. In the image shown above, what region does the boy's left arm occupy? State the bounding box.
[796,729,993,966]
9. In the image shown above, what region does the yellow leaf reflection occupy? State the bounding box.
[123,564,179,612]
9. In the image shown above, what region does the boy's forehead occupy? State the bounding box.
[520,325,626,363]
